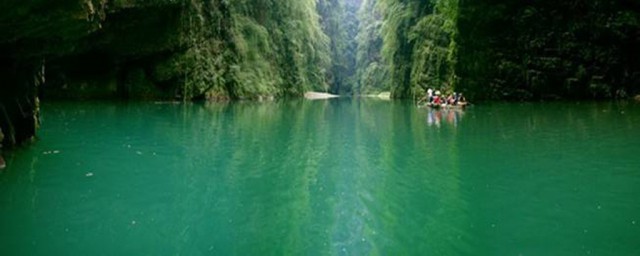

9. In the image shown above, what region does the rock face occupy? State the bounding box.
[0,0,334,146]
[456,0,640,100]
[1,0,193,100]
[367,0,639,100]
[0,0,194,145]
[0,59,42,146]
[0,0,224,145]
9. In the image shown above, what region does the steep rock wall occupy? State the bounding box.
[0,0,332,146]
[0,0,190,146]
[456,0,640,100]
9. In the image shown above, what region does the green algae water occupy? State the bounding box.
[1,100,640,255]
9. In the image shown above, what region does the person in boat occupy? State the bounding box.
[417,88,433,106]
[432,91,443,105]
[458,93,468,106]
[446,93,456,105]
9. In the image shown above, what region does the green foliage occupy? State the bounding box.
[408,0,458,95]
[355,0,389,94]
[362,0,639,100]
[376,0,458,99]
[4,0,638,102]
[177,0,332,100]
[317,0,360,94]
[457,0,640,100]
[176,0,232,100]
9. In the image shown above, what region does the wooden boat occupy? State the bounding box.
[419,102,467,109]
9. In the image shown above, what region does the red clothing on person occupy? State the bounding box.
[433,96,442,104]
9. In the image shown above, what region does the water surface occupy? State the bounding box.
[1,100,639,255]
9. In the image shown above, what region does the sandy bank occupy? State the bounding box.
[361,92,391,100]
[305,92,339,100]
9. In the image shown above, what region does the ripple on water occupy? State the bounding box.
[1,101,640,255]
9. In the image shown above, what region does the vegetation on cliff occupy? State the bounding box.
[375,0,458,99]
[371,0,639,100]
[457,0,640,100]
[1,0,639,146]
[1,0,334,102]
[2,0,637,101]
[317,0,361,95]
[0,0,335,146]
[354,0,389,95]
[180,0,332,100]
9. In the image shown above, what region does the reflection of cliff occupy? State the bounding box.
[354,100,470,254]
[452,103,640,254]
[164,100,332,254]
[0,0,332,147]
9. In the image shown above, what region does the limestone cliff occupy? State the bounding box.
[0,0,331,146]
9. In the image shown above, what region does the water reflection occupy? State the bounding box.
[187,99,473,255]
[425,107,465,127]
[350,100,472,254]
[455,102,640,255]
[1,101,639,255]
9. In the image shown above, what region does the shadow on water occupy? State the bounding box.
[452,102,640,255]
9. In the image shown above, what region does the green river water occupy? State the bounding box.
[1,100,639,255]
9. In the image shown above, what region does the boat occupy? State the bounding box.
[419,102,467,109]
